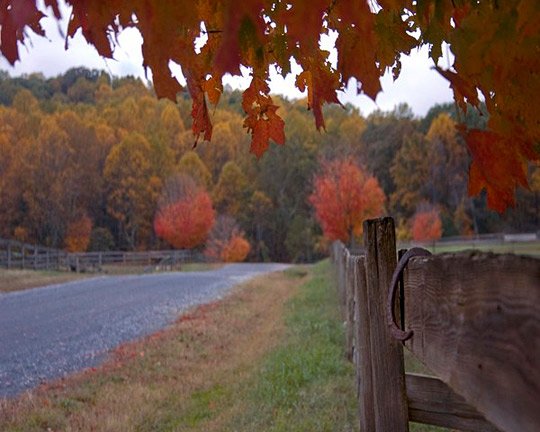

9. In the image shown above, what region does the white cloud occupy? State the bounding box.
[339,45,454,116]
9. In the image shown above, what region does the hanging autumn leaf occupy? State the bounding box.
[0,0,45,64]
[242,76,285,157]
[464,128,530,213]
[1,0,539,211]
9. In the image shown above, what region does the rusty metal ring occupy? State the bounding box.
[387,247,432,341]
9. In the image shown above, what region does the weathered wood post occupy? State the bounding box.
[345,254,356,361]
[363,217,409,431]
[353,254,376,432]
[339,248,349,321]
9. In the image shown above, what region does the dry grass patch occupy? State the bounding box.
[0,269,88,293]
[0,270,303,431]
[0,263,225,294]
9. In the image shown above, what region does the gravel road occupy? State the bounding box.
[0,263,289,398]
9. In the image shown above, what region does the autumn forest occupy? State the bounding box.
[0,68,538,262]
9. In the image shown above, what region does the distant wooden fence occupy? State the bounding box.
[404,231,539,255]
[0,238,67,271]
[0,238,200,272]
[332,217,539,432]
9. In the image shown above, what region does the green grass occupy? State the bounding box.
[419,240,540,257]
[231,261,447,431]
[227,260,359,432]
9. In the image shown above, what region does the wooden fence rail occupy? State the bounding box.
[332,217,539,432]
[0,238,201,272]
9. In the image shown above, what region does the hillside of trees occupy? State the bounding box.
[0,68,538,262]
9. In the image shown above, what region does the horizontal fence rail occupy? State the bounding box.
[0,238,203,272]
[0,238,67,271]
[399,231,539,255]
[332,217,539,432]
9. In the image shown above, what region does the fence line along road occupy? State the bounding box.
[333,217,539,432]
[348,230,540,256]
[0,238,200,273]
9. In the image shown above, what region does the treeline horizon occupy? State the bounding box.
[0,67,538,262]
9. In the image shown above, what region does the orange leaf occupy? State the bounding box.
[0,1,45,64]
[186,69,213,143]
[244,104,285,157]
[335,25,381,100]
[435,67,480,112]
[296,54,341,130]
[202,76,223,106]
[68,1,114,58]
[213,0,265,76]
[242,76,285,157]
[152,66,183,102]
[464,128,529,212]
[276,0,327,51]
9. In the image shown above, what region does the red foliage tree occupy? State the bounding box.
[411,208,443,242]
[204,215,251,262]
[309,158,385,245]
[221,236,251,263]
[154,175,215,249]
[65,215,92,252]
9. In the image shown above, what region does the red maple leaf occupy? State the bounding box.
[464,128,529,212]
[242,76,285,157]
[0,0,45,64]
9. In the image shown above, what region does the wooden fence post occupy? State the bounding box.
[345,254,356,361]
[363,217,409,431]
[339,248,349,321]
[353,254,376,432]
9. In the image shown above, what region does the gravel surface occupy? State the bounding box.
[0,263,289,398]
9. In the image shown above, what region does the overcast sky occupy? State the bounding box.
[0,5,455,117]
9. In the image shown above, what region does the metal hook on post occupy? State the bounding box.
[387,247,432,341]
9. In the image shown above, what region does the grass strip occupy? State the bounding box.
[2,262,359,431]
[222,261,359,432]
[0,269,88,293]
[0,263,223,293]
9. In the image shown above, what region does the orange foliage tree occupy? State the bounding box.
[309,158,385,245]
[154,175,215,249]
[64,215,92,252]
[2,1,538,211]
[205,216,251,262]
[411,208,443,242]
